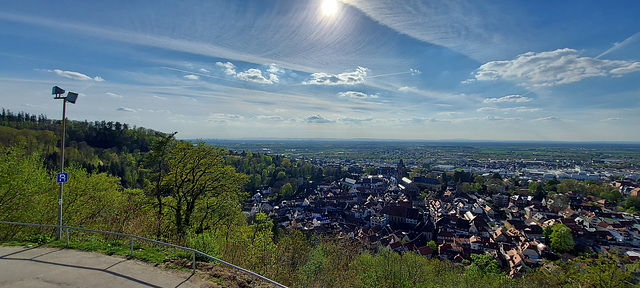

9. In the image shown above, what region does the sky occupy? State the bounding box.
[1,0,639,142]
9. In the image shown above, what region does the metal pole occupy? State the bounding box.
[192,251,196,273]
[57,100,67,240]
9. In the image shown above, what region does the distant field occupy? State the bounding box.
[199,140,640,166]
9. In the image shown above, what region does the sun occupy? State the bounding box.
[321,0,339,17]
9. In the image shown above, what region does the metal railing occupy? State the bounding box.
[0,221,287,288]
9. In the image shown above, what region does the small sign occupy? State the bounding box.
[57,172,69,183]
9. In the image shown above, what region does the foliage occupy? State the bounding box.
[529,254,635,288]
[0,144,55,238]
[159,141,246,236]
[545,223,574,253]
[465,254,502,277]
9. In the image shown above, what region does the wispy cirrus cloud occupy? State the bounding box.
[486,115,522,121]
[337,91,378,99]
[474,48,640,86]
[532,116,559,121]
[208,113,244,123]
[339,117,373,123]
[106,92,123,98]
[483,94,531,103]
[117,107,137,112]
[304,67,369,85]
[48,69,104,82]
[597,32,640,58]
[256,115,286,121]
[341,0,522,61]
[477,106,541,112]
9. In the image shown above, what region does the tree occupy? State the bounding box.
[144,131,177,237]
[529,182,545,201]
[623,196,640,211]
[466,254,502,277]
[0,144,54,238]
[281,183,294,199]
[600,190,622,204]
[546,223,574,253]
[160,141,246,236]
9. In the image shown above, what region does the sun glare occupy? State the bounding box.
[321,0,339,17]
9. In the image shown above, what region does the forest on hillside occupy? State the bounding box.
[1,110,638,287]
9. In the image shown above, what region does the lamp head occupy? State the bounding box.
[52,86,65,96]
[66,92,78,104]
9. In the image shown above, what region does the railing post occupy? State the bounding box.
[65,227,69,247]
[192,251,196,273]
[130,237,134,257]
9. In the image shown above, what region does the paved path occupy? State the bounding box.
[0,246,212,288]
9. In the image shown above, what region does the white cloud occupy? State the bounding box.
[474,48,640,86]
[216,62,236,75]
[208,113,244,123]
[610,62,640,75]
[486,115,522,121]
[532,116,559,121]
[477,106,540,112]
[339,117,373,123]
[152,95,166,100]
[106,92,123,98]
[598,32,640,58]
[410,68,422,75]
[337,91,379,99]
[399,86,414,92]
[183,74,199,80]
[256,115,285,121]
[436,111,461,116]
[460,79,475,84]
[50,69,104,82]
[267,63,284,74]
[304,114,334,123]
[601,117,619,122]
[117,107,137,112]
[483,95,531,103]
[199,68,210,73]
[304,67,369,85]
[236,68,277,84]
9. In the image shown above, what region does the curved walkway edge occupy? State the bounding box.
[0,246,213,288]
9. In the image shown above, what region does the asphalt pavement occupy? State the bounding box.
[0,246,212,288]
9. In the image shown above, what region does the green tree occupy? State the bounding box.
[547,223,574,253]
[465,254,502,277]
[281,183,294,199]
[144,131,177,237]
[160,141,246,236]
[623,196,640,211]
[0,145,54,238]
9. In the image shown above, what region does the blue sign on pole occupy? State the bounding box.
[57,172,69,183]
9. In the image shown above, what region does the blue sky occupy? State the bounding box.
[1,0,639,141]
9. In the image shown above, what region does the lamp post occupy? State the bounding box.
[52,86,78,240]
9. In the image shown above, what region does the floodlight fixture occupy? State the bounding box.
[66,92,78,104]
[52,86,65,96]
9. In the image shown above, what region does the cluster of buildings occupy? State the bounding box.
[243,161,640,276]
